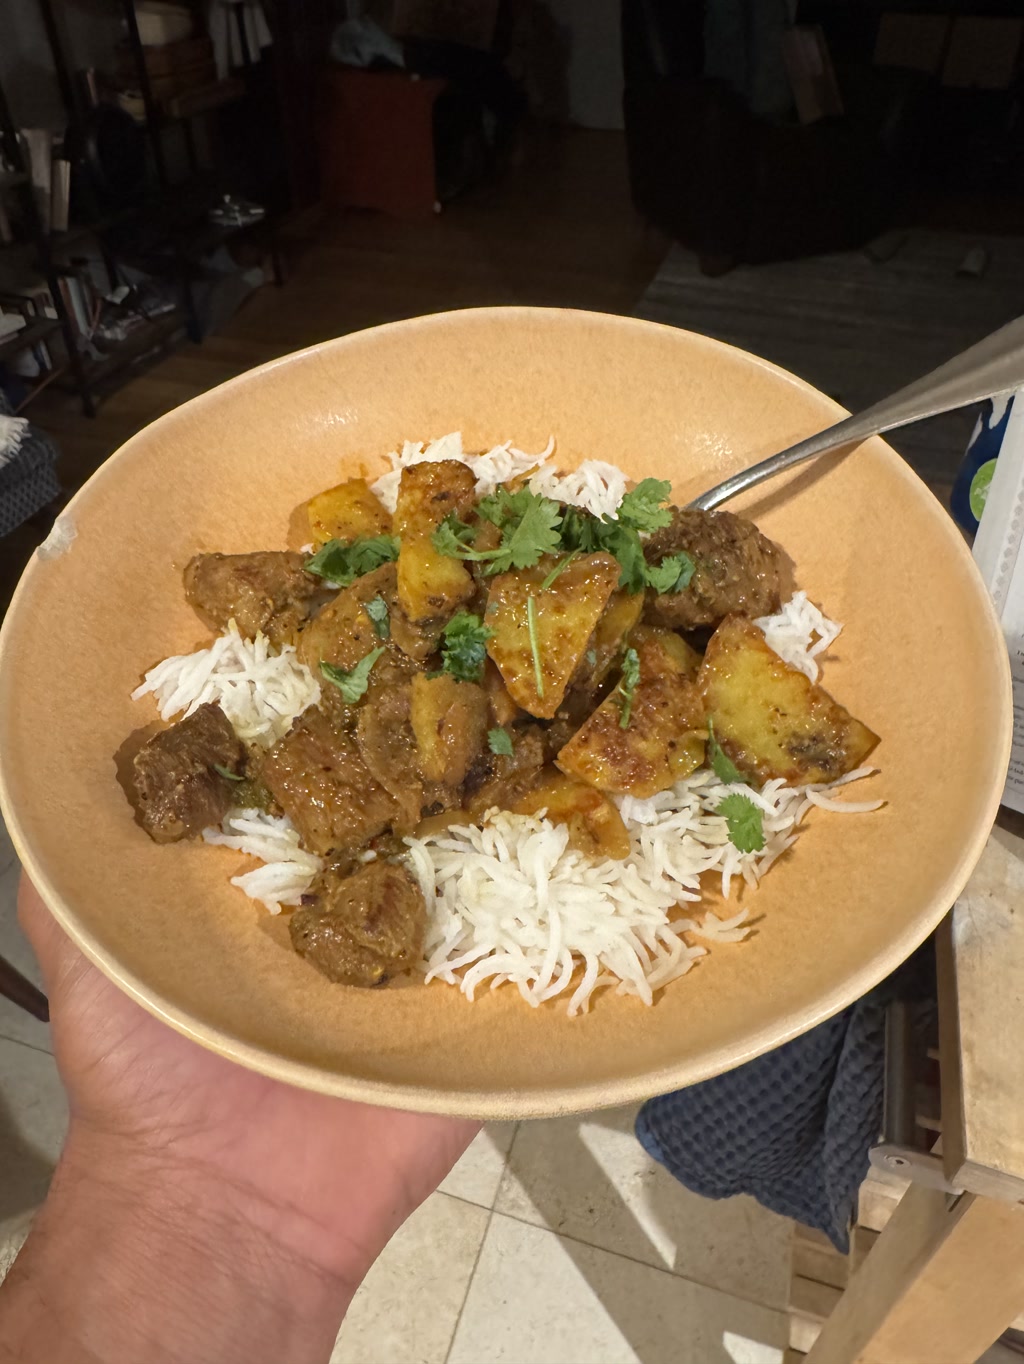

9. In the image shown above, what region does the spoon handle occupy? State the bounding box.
[688,314,1024,512]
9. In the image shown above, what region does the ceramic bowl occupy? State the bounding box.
[0,308,1010,1117]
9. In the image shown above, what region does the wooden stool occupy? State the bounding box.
[787,820,1024,1363]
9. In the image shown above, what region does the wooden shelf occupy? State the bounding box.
[0,315,61,362]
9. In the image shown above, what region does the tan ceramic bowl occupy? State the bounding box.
[0,308,1011,1117]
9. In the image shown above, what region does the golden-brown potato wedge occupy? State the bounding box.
[699,615,879,784]
[515,771,631,861]
[485,552,620,720]
[557,626,706,797]
[410,673,489,787]
[306,477,391,548]
[394,461,477,624]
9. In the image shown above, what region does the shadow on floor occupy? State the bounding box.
[0,1086,56,1226]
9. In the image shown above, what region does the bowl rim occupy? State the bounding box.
[0,305,1011,1117]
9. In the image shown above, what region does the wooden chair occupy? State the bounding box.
[0,955,48,1022]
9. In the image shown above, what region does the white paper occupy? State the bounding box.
[973,391,1024,812]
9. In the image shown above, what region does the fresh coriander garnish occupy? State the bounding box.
[615,478,673,532]
[431,513,478,560]
[614,647,640,728]
[527,592,544,698]
[717,793,765,853]
[433,489,562,575]
[540,549,580,591]
[488,727,514,756]
[645,551,696,595]
[305,535,399,585]
[441,611,492,684]
[213,763,244,782]
[364,594,390,639]
[707,718,747,786]
[320,648,385,703]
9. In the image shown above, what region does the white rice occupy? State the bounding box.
[371,431,627,519]
[134,437,882,1011]
[202,808,323,914]
[756,591,842,681]
[132,619,319,748]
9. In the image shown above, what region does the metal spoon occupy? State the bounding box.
[688,314,1024,512]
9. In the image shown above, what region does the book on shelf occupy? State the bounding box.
[21,128,52,234]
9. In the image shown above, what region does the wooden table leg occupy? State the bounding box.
[0,956,48,1022]
[806,1183,1024,1364]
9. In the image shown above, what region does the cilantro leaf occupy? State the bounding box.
[320,648,385,703]
[364,595,390,639]
[433,491,561,575]
[707,718,747,786]
[645,551,696,595]
[441,611,492,683]
[616,478,673,532]
[615,646,641,728]
[213,763,244,782]
[488,727,514,756]
[599,522,649,594]
[305,535,399,585]
[485,488,562,573]
[431,513,480,560]
[558,505,603,554]
[717,794,765,853]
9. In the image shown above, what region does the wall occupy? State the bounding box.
[1,0,122,129]
[546,0,624,131]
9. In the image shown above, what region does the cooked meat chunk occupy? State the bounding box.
[463,725,546,817]
[643,509,786,630]
[184,551,321,646]
[355,683,423,831]
[257,709,401,855]
[131,702,244,843]
[289,861,426,987]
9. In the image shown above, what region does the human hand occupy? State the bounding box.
[1,879,479,1364]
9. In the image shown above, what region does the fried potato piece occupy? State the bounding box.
[306,477,391,548]
[515,770,631,861]
[699,615,879,784]
[394,460,477,624]
[410,673,489,787]
[557,626,706,797]
[485,552,620,720]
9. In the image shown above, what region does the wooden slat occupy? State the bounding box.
[937,820,1024,1203]
[806,1186,1024,1364]
[791,1276,843,1321]
[792,1240,849,1291]
[851,1226,880,1273]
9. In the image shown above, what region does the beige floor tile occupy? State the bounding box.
[496,1105,793,1309]
[0,817,51,1055]
[331,1190,489,1364]
[0,1036,67,1242]
[448,1212,787,1364]
[439,1122,517,1208]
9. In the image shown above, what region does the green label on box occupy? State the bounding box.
[970,459,997,522]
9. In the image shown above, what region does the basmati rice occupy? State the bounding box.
[202,808,323,913]
[135,436,883,1012]
[132,619,319,747]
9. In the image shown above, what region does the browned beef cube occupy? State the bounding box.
[184,551,322,646]
[288,860,426,988]
[257,708,401,856]
[131,703,244,844]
